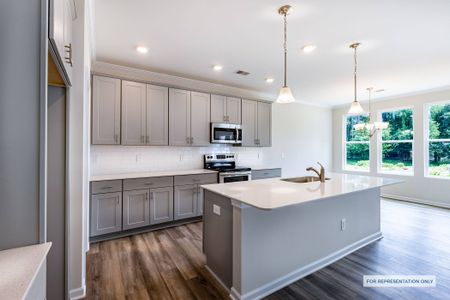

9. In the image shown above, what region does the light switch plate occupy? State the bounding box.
[213,204,221,215]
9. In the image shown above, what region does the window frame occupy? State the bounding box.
[342,114,370,173]
[377,106,415,176]
[424,100,450,179]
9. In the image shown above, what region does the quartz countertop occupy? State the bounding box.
[0,242,51,300]
[201,172,402,210]
[91,169,218,181]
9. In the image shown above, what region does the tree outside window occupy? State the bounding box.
[379,108,414,174]
[427,102,450,178]
[344,115,370,171]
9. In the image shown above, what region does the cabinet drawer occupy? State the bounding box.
[91,180,123,194]
[251,168,282,180]
[174,173,218,186]
[123,176,173,191]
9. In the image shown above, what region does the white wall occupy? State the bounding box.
[90,63,332,179]
[68,0,91,299]
[332,89,450,208]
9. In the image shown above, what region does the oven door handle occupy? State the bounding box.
[220,172,251,177]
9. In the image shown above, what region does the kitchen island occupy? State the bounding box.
[201,173,402,300]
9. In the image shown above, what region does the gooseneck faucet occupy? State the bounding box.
[306,162,325,183]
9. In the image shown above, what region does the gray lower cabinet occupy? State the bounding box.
[174,184,198,220]
[122,189,150,230]
[150,187,174,224]
[197,186,204,216]
[90,192,122,237]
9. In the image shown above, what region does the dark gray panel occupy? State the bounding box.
[46,86,66,300]
[203,190,233,288]
[0,0,43,250]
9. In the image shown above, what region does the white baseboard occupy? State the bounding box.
[69,285,86,300]
[230,232,382,300]
[382,194,450,209]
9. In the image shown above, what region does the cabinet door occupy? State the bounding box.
[122,81,147,145]
[241,99,258,146]
[150,187,174,225]
[190,92,211,146]
[226,97,242,124]
[174,185,198,220]
[197,186,204,216]
[123,189,150,230]
[49,0,75,85]
[211,94,226,123]
[92,76,121,144]
[257,101,272,147]
[90,192,122,237]
[146,85,169,145]
[169,89,191,146]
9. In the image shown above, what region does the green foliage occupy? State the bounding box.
[430,103,450,139]
[346,115,369,141]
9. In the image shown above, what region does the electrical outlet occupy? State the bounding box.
[213,204,221,216]
[341,218,346,231]
[179,154,183,161]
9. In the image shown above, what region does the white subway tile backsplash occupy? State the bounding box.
[90,145,279,176]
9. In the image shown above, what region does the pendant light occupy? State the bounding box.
[354,87,389,136]
[347,43,365,114]
[276,5,295,103]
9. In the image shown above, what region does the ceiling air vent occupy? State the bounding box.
[235,70,250,76]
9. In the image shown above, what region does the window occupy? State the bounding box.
[426,102,450,178]
[344,115,370,171]
[379,108,414,174]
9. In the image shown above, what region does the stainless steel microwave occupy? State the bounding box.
[210,123,242,145]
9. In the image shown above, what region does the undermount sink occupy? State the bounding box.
[281,176,331,183]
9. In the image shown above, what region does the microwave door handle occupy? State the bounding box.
[235,127,240,143]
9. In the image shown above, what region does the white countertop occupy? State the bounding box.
[0,242,51,300]
[91,168,218,181]
[201,172,402,210]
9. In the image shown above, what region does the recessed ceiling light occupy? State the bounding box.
[265,78,274,83]
[136,46,148,54]
[301,44,317,53]
[212,65,223,71]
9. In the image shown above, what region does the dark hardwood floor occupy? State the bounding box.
[85,199,450,300]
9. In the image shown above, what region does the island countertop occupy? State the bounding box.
[201,172,402,210]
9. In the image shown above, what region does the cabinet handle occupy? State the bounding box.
[117,198,120,204]
[186,137,190,144]
[146,135,149,143]
[101,186,113,190]
[144,183,154,186]
[193,179,200,182]
[149,193,153,200]
[226,116,230,122]
[114,134,119,143]
[64,43,73,67]
[141,135,145,143]
[223,115,227,122]
[190,137,194,144]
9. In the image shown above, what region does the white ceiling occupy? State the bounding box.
[93,0,450,106]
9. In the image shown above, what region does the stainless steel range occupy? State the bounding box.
[204,153,251,183]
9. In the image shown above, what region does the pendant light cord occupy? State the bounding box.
[283,13,287,87]
[353,46,357,103]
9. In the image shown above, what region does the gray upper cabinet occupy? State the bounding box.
[169,88,191,146]
[242,99,258,146]
[257,101,272,146]
[169,89,210,146]
[211,95,241,124]
[90,192,122,237]
[174,184,198,220]
[190,92,211,146]
[211,94,226,123]
[242,99,272,147]
[150,187,174,225]
[123,189,150,230]
[122,81,147,145]
[226,97,242,124]
[146,85,169,145]
[92,76,121,145]
[49,0,75,85]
